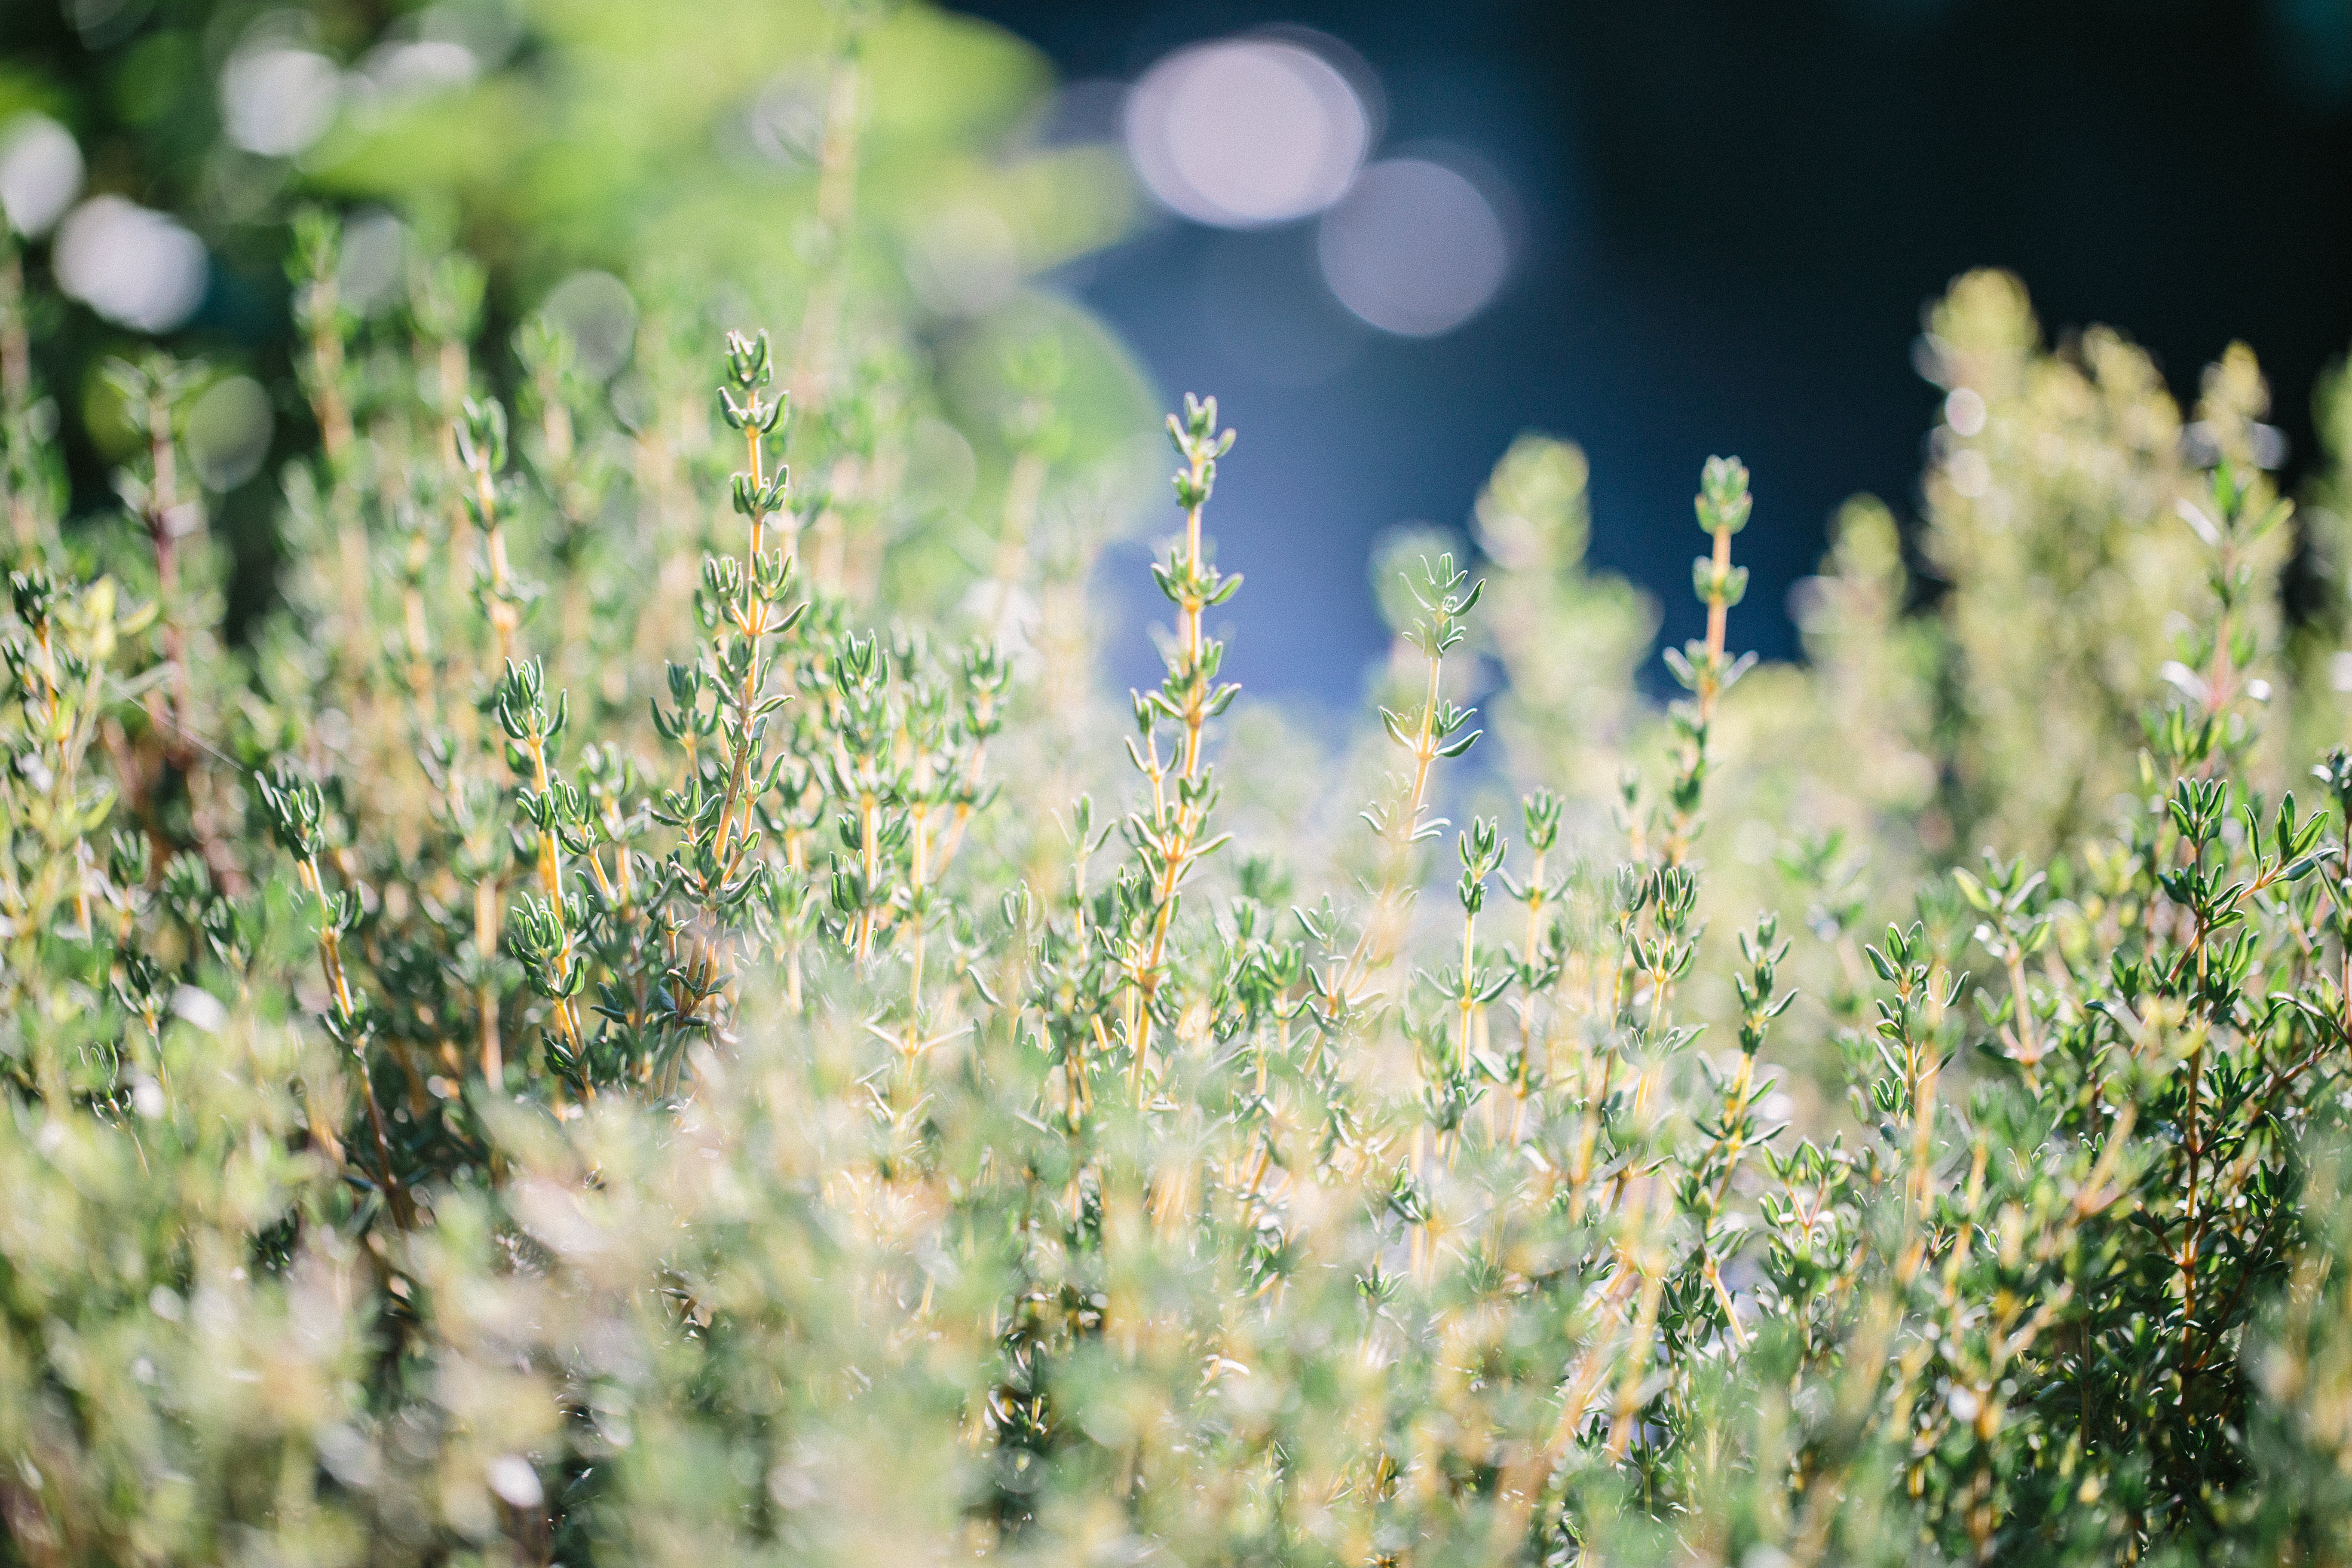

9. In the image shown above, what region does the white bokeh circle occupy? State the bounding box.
[1124,39,1369,228]
[0,115,83,238]
[54,196,208,333]
[1315,158,1510,337]
[221,46,343,157]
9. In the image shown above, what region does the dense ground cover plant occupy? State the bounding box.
[14,12,2352,1568]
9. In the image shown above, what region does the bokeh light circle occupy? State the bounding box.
[539,270,638,383]
[220,46,342,157]
[54,196,208,333]
[1315,158,1509,337]
[906,205,1019,318]
[185,375,274,491]
[336,208,407,316]
[1124,39,1369,228]
[0,115,83,238]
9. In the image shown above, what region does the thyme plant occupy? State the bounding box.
[9,43,2352,1565]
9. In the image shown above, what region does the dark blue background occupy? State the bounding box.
[957,0,2352,707]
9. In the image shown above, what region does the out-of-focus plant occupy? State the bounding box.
[14,4,2352,1556]
[0,0,1147,634]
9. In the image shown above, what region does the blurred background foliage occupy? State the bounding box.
[0,0,1158,632]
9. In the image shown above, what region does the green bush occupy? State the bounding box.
[11,9,2352,1566]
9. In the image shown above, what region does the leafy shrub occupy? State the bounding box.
[11,14,2352,1568]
